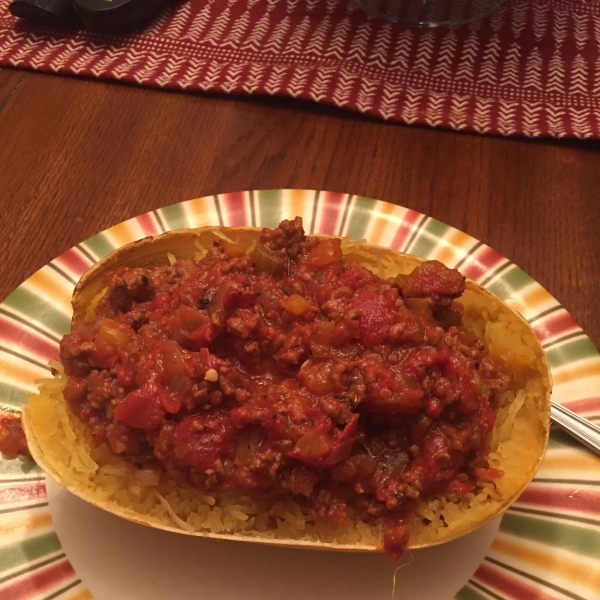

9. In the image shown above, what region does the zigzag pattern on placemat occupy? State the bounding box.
[1,0,600,137]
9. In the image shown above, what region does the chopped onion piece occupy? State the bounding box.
[133,466,162,487]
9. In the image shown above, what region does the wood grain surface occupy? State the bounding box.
[1,69,599,349]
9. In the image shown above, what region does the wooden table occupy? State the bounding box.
[1,67,599,350]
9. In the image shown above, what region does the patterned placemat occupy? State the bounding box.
[1,0,599,138]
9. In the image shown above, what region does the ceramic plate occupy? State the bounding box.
[1,190,600,600]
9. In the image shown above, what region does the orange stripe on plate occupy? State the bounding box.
[369,201,397,245]
[492,537,600,591]
[0,512,52,536]
[26,270,72,308]
[540,451,600,472]
[520,286,555,311]
[433,229,473,265]
[553,362,600,386]
[289,189,312,222]
[184,197,215,228]
[0,360,47,382]
[67,589,94,600]
[106,221,139,247]
[502,296,531,318]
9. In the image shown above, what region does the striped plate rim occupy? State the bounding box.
[1,190,599,600]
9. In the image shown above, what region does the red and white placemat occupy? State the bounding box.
[1,0,599,137]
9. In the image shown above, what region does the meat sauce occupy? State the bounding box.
[60,218,508,560]
[0,414,31,458]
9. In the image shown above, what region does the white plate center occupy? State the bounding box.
[47,479,499,600]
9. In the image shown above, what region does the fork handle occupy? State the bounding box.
[551,401,600,457]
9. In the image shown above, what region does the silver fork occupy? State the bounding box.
[551,401,600,456]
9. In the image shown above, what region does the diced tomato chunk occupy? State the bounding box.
[337,263,377,291]
[347,292,398,347]
[148,293,175,316]
[114,381,167,429]
[172,412,235,471]
[169,306,217,350]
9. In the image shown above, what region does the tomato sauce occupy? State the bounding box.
[60,218,508,559]
[0,413,31,458]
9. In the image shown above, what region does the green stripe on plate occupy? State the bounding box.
[2,289,70,335]
[547,429,580,450]
[255,190,283,228]
[0,382,30,408]
[345,196,377,240]
[486,266,534,300]
[158,203,188,231]
[0,456,40,476]
[81,233,116,261]
[409,218,451,259]
[500,512,600,555]
[454,584,488,600]
[545,338,600,369]
[0,532,61,573]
